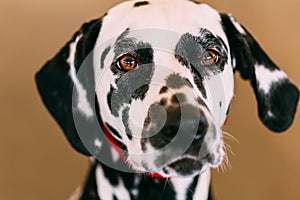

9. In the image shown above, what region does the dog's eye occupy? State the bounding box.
[117,54,138,71]
[200,49,220,67]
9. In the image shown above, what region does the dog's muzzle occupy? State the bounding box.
[138,92,224,176]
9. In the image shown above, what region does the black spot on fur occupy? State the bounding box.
[166,73,193,89]
[143,116,151,127]
[134,1,149,7]
[191,64,207,98]
[132,85,149,100]
[141,138,147,151]
[107,85,114,115]
[159,86,169,94]
[184,78,193,88]
[106,123,122,139]
[160,98,167,106]
[80,161,100,200]
[122,107,133,139]
[197,97,208,110]
[100,46,111,68]
[101,163,119,186]
[171,93,186,104]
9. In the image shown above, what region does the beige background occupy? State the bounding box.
[1,0,299,199]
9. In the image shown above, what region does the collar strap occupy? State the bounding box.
[101,117,229,179]
[101,122,165,179]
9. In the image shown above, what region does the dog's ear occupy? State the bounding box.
[221,14,299,132]
[35,18,103,155]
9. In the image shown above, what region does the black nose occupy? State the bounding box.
[161,105,208,140]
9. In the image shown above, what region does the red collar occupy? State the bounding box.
[101,122,165,179]
[101,117,228,179]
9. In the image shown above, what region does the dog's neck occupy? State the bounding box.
[78,156,212,200]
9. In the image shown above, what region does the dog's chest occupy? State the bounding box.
[80,162,211,200]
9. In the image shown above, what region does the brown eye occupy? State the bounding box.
[117,54,138,71]
[201,49,220,67]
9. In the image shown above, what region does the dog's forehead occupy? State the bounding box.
[96,1,227,47]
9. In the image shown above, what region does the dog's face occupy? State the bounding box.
[94,2,233,176]
[35,0,299,177]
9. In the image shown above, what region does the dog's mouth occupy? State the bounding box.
[157,152,223,177]
[166,157,205,176]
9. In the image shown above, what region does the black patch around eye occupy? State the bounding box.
[133,1,150,7]
[174,30,228,77]
[109,33,155,117]
[132,84,149,100]
[135,44,154,65]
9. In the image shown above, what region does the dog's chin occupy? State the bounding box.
[152,154,224,177]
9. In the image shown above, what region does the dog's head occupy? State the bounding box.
[35,0,299,177]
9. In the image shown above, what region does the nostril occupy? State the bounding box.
[162,124,179,138]
[161,116,208,140]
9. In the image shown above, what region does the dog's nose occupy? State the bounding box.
[162,105,208,140]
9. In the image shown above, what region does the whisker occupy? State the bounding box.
[163,177,169,192]
[223,143,235,156]
[222,131,239,144]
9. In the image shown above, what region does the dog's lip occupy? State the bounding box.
[164,156,204,176]
[164,154,218,173]
[167,155,202,168]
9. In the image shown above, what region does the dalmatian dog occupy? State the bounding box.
[35,0,299,199]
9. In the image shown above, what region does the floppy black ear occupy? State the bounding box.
[35,18,103,155]
[221,14,299,132]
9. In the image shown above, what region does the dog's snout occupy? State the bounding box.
[162,105,208,140]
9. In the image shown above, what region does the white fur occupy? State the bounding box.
[112,178,131,200]
[96,165,131,199]
[67,35,93,118]
[255,64,287,94]
[170,176,195,200]
[193,170,211,200]
[94,138,102,149]
[111,147,120,163]
[96,166,114,200]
